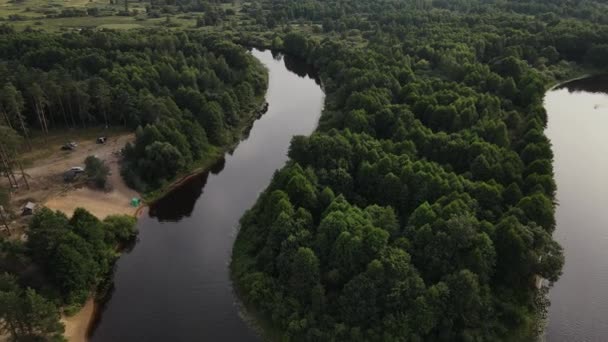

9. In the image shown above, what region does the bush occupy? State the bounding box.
[85,155,110,189]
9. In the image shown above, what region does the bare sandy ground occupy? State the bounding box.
[8,133,138,214]
[61,298,96,342]
[44,151,140,219]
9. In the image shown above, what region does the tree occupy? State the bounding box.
[200,101,226,145]
[0,273,65,341]
[85,155,110,189]
[0,84,31,150]
[289,247,320,302]
[517,193,555,231]
[88,78,111,126]
[103,215,138,244]
[27,83,50,136]
[140,141,185,184]
[283,32,309,56]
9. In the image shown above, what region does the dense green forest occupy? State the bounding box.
[0,29,267,191]
[0,0,607,340]
[0,208,136,340]
[0,28,267,340]
[231,0,607,340]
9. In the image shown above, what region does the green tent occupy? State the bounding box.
[131,198,140,207]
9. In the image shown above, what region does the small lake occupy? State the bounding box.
[545,75,608,341]
[90,49,324,341]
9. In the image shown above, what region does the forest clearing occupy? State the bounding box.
[1,130,138,240]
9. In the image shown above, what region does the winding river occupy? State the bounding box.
[90,49,324,341]
[545,75,608,341]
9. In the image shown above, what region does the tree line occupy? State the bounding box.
[0,28,267,191]
[0,28,267,340]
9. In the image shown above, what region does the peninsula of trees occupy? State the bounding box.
[232,0,607,340]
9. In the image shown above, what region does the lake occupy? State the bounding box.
[545,75,608,341]
[90,49,324,341]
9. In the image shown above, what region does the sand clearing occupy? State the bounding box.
[44,152,140,219]
[61,298,96,342]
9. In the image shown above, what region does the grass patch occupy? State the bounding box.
[97,23,143,30]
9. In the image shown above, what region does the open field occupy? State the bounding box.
[0,0,234,32]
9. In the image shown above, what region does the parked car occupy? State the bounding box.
[97,137,107,144]
[70,166,85,173]
[63,170,79,182]
[60,142,78,150]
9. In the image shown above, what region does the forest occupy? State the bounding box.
[0,28,267,340]
[231,0,608,340]
[0,0,607,340]
[0,28,267,192]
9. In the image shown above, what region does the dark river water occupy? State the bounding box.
[90,49,324,341]
[545,75,608,342]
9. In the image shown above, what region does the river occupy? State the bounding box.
[545,75,608,341]
[90,49,324,341]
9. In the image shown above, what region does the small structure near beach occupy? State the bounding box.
[130,198,140,207]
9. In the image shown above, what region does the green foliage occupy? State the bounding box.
[0,273,65,341]
[26,207,137,306]
[85,155,110,189]
[230,0,588,339]
[0,30,267,193]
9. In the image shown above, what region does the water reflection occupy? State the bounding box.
[148,171,209,222]
[545,76,608,341]
[556,74,608,94]
[149,157,228,222]
[89,48,324,342]
[269,50,319,83]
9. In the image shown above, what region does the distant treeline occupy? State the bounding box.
[0,28,267,191]
[231,0,608,340]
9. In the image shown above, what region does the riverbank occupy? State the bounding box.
[86,48,323,342]
[142,97,269,204]
[61,298,97,342]
[544,75,608,340]
[55,99,268,342]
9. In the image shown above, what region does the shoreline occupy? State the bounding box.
[60,96,269,342]
[142,97,269,204]
[61,298,97,342]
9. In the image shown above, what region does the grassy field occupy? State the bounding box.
[0,0,238,31]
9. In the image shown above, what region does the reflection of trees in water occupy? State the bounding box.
[271,50,282,61]
[210,157,226,174]
[148,170,211,222]
[558,74,608,94]
[283,55,320,85]
[149,50,319,222]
